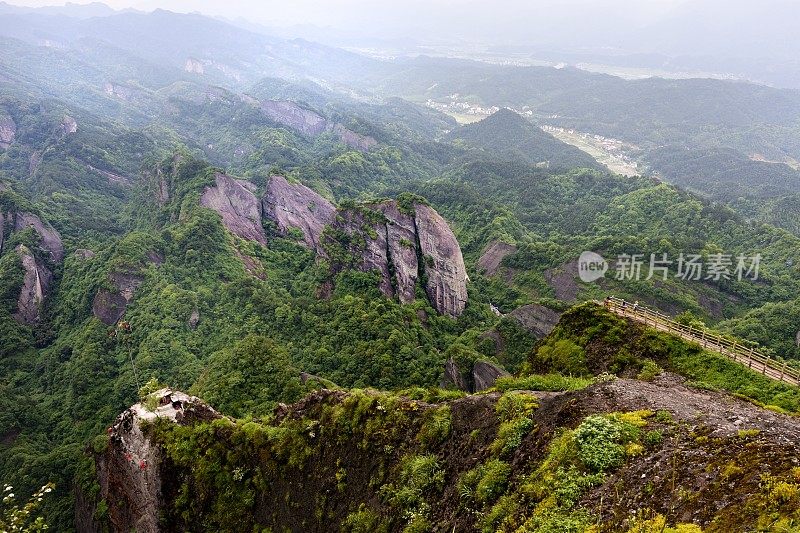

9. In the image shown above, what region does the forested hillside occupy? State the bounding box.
[0,6,800,532]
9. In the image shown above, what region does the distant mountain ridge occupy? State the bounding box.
[449,108,600,170]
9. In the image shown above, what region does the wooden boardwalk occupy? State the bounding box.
[602,297,800,387]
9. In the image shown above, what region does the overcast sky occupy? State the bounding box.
[7,0,688,34]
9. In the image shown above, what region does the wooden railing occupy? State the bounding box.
[601,296,800,387]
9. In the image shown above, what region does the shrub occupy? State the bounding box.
[573,416,625,473]
[495,391,538,422]
[637,359,662,381]
[534,339,589,375]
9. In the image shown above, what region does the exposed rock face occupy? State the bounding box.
[440,356,469,391]
[13,245,53,325]
[261,100,328,137]
[74,248,96,260]
[262,176,335,250]
[187,309,200,329]
[13,212,64,262]
[326,201,468,317]
[472,361,511,392]
[91,289,129,326]
[507,304,562,338]
[92,261,161,325]
[440,357,510,393]
[60,115,78,135]
[258,100,377,152]
[377,202,419,304]
[477,240,517,276]
[93,389,221,533]
[415,205,468,317]
[200,173,267,245]
[0,113,15,148]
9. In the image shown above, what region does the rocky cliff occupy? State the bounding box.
[13,244,53,325]
[91,389,221,532]
[200,173,267,245]
[199,176,469,317]
[0,202,64,325]
[257,99,377,152]
[86,374,800,533]
[13,211,65,262]
[92,254,164,326]
[262,175,335,250]
[325,200,468,317]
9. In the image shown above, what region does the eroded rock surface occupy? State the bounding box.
[507,304,562,338]
[472,360,511,392]
[92,260,160,325]
[415,204,468,317]
[13,245,53,325]
[258,100,376,152]
[477,240,517,276]
[200,173,267,245]
[262,176,335,250]
[13,212,64,262]
[326,201,468,317]
[94,389,221,533]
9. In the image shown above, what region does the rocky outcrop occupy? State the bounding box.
[377,202,419,304]
[415,205,468,317]
[92,389,221,533]
[74,248,96,260]
[472,361,511,392]
[91,289,129,326]
[1,206,62,324]
[13,245,53,325]
[507,304,562,338]
[0,113,15,148]
[13,212,64,262]
[92,262,161,325]
[439,357,510,392]
[60,115,77,135]
[477,240,517,276]
[326,201,468,317]
[440,356,469,391]
[257,100,377,152]
[262,176,335,250]
[200,173,267,245]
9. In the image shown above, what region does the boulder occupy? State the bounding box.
[0,113,15,148]
[93,389,220,532]
[262,176,335,250]
[13,212,64,262]
[507,304,562,338]
[472,361,511,392]
[200,173,267,245]
[415,204,468,318]
[13,245,53,325]
[477,240,517,276]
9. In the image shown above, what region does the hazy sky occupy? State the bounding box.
[7,0,688,31]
